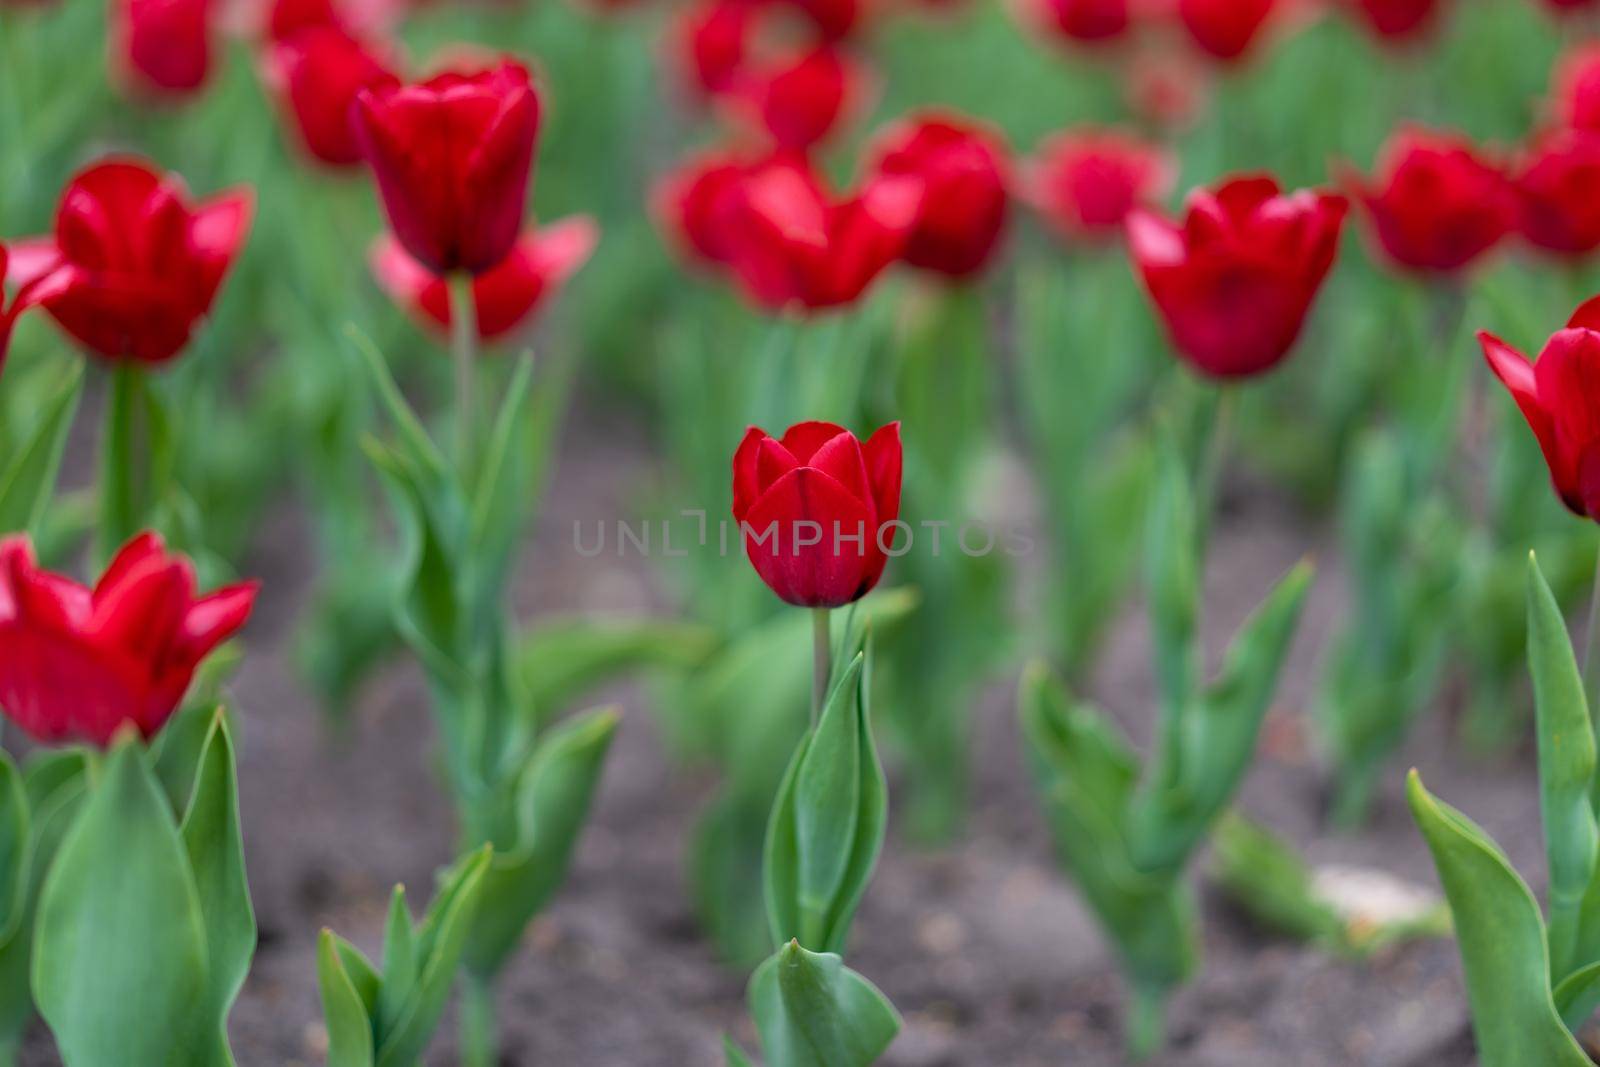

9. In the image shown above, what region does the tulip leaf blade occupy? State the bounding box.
[748,941,901,1067]
[377,885,417,1037]
[317,929,377,1067]
[1407,770,1592,1067]
[1526,552,1600,982]
[0,361,82,537]
[0,753,27,943]
[1554,959,1600,1032]
[178,711,255,1065]
[33,738,210,1067]
[463,709,618,979]
[517,616,717,726]
[723,1035,758,1067]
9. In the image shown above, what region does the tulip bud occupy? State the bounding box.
[6,158,253,364]
[1022,127,1175,242]
[0,533,257,747]
[1481,298,1600,522]
[1344,127,1515,274]
[263,26,400,167]
[733,422,903,607]
[370,217,598,342]
[867,112,1011,278]
[1127,174,1347,379]
[352,60,541,276]
[115,0,215,96]
[1178,0,1277,61]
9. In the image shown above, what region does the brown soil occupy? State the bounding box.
[19,406,1532,1067]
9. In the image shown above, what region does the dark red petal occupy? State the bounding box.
[732,426,773,522]
[741,466,876,607]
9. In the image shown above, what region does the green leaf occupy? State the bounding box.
[1526,553,1600,982]
[375,846,491,1067]
[764,651,887,955]
[723,1035,758,1067]
[178,712,255,1066]
[517,617,717,721]
[463,709,618,978]
[1554,959,1600,1032]
[33,736,210,1067]
[0,754,27,942]
[377,886,417,1038]
[0,362,82,535]
[748,941,900,1067]
[317,930,376,1067]
[1210,813,1344,948]
[154,702,225,816]
[467,355,535,608]
[1407,770,1591,1067]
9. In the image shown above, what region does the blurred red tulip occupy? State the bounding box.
[718,157,924,310]
[1516,129,1600,258]
[678,0,752,95]
[0,532,257,747]
[732,45,866,152]
[1029,0,1132,44]
[786,0,860,38]
[264,27,400,167]
[352,59,540,276]
[1127,174,1347,379]
[1555,45,1600,132]
[654,148,753,266]
[1178,0,1276,60]
[732,421,902,608]
[1543,0,1599,13]
[1023,127,1175,241]
[1343,128,1515,274]
[867,113,1010,278]
[265,0,338,37]
[116,0,216,95]
[1347,0,1442,41]
[1481,298,1600,520]
[370,217,598,341]
[6,158,253,364]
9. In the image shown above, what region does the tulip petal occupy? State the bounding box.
[1570,295,1600,332]
[779,421,852,463]
[862,421,903,528]
[732,426,775,523]
[742,466,876,607]
[179,581,259,661]
[1481,329,1571,512]
[527,216,600,285]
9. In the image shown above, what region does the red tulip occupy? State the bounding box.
[1023,127,1175,241]
[654,149,752,266]
[720,157,924,311]
[732,421,902,608]
[0,532,257,747]
[1346,0,1442,40]
[264,27,400,167]
[1178,0,1276,60]
[1344,128,1515,274]
[116,0,216,95]
[1555,45,1600,132]
[1516,129,1600,258]
[678,0,752,96]
[1481,298,1600,520]
[1029,0,1131,44]
[265,0,339,38]
[1544,0,1599,14]
[786,0,861,38]
[1127,174,1347,379]
[867,113,1010,278]
[732,46,865,152]
[6,159,253,365]
[370,217,598,341]
[352,59,540,276]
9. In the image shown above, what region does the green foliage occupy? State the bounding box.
[1020,442,1311,1053]
[32,717,252,1067]
[516,617,717,728]
[0,363,81,537]
[745,942,901,1067]
[317,847,492,1067]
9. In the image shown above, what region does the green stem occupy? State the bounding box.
[811,607,832,728]
[449,273,479,475]
[1126,982,1168,1059]
[1584,539,1600,748]
[1195,386,1234,552]
[99,361,145,562]
[460,974,496,1067]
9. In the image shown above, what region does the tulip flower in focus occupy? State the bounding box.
[867,112,1010,278]
[1346,0,1444,42]
[1127,175,1347,379]
[353,59,540,276]
[1178,0,1277,61]
[732,421,903,608]
[1481,298,1600,521]
[1022,127,1175,242]
[115,0,216,95]
[1343,127,1515,274]
[1515,129,1600,258]
[0,532,257,747]
[6,158,253,364]
[264,25,400,167]
[370,217,599,341]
